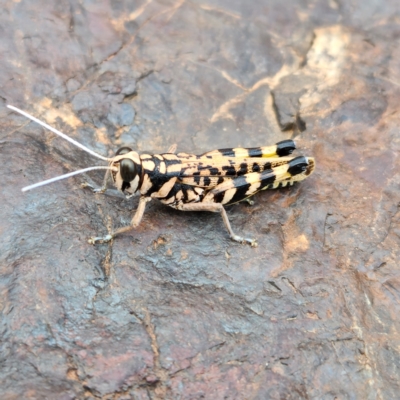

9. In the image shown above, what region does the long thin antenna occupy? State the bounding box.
[7,105,112,162]
[22,166,117,192]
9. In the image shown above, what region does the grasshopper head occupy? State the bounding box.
[111,147,143,195]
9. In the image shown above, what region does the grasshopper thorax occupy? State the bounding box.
[112,147,143,195]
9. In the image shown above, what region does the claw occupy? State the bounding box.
[88,234,113,245]
[243,237,258,247]
[81,182,106,194]
[243,198,255,206]
[93,187,107,194]
[231,234,257,247]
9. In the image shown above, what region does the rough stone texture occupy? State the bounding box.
[1,0,400,399]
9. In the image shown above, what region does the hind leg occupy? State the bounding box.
[177,202,257,247]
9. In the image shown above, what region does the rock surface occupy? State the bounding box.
[1,0,400,399]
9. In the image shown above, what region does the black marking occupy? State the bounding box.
[209,167,220,176]
[213,191,225,203]
[158,183,179,200]
[163,157,182,175]
[198,164,214,172]
[222,165,236,176]
[193,172,201,185]
[187,186,202,203]
[121,181,131,192]
[263,161,272,171]
[276,140,296,157]
[228,176,251,204]
[238,163,248,175]
[252,163,260,173]
[218,149,236,157]
[288,156,308,176]
[262,180,294,191]
[247,147,263,157]
[259,169,277,190]
[182,186,189,202]
[217,176,224,184]
[203,176,211,187]
[143,156,171,196]
[162,183,203,203]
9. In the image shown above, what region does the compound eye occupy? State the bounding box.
[116,146,132,156]
[120,159,137,182]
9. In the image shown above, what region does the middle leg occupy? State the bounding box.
[88,196,151,244]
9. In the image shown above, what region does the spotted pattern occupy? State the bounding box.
[107,141,314,245]
[199,139,296,158]
[159,184,205,207]
[139,153,182,197]
[114,141,314,210]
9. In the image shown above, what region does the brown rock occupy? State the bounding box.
[1,0,400,399]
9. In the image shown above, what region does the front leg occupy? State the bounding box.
[81,168,111,194]
[177,202,257,247]
[88,196,151,244]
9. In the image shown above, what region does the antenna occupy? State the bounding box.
[7,105,112,162]
[22,166,117,192]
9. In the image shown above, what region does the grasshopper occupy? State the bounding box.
[8,105,315,247]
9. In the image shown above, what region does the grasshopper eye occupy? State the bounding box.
[116,146,132,156]
[120,158,137,182]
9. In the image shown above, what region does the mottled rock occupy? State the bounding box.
[1,0,400,399]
